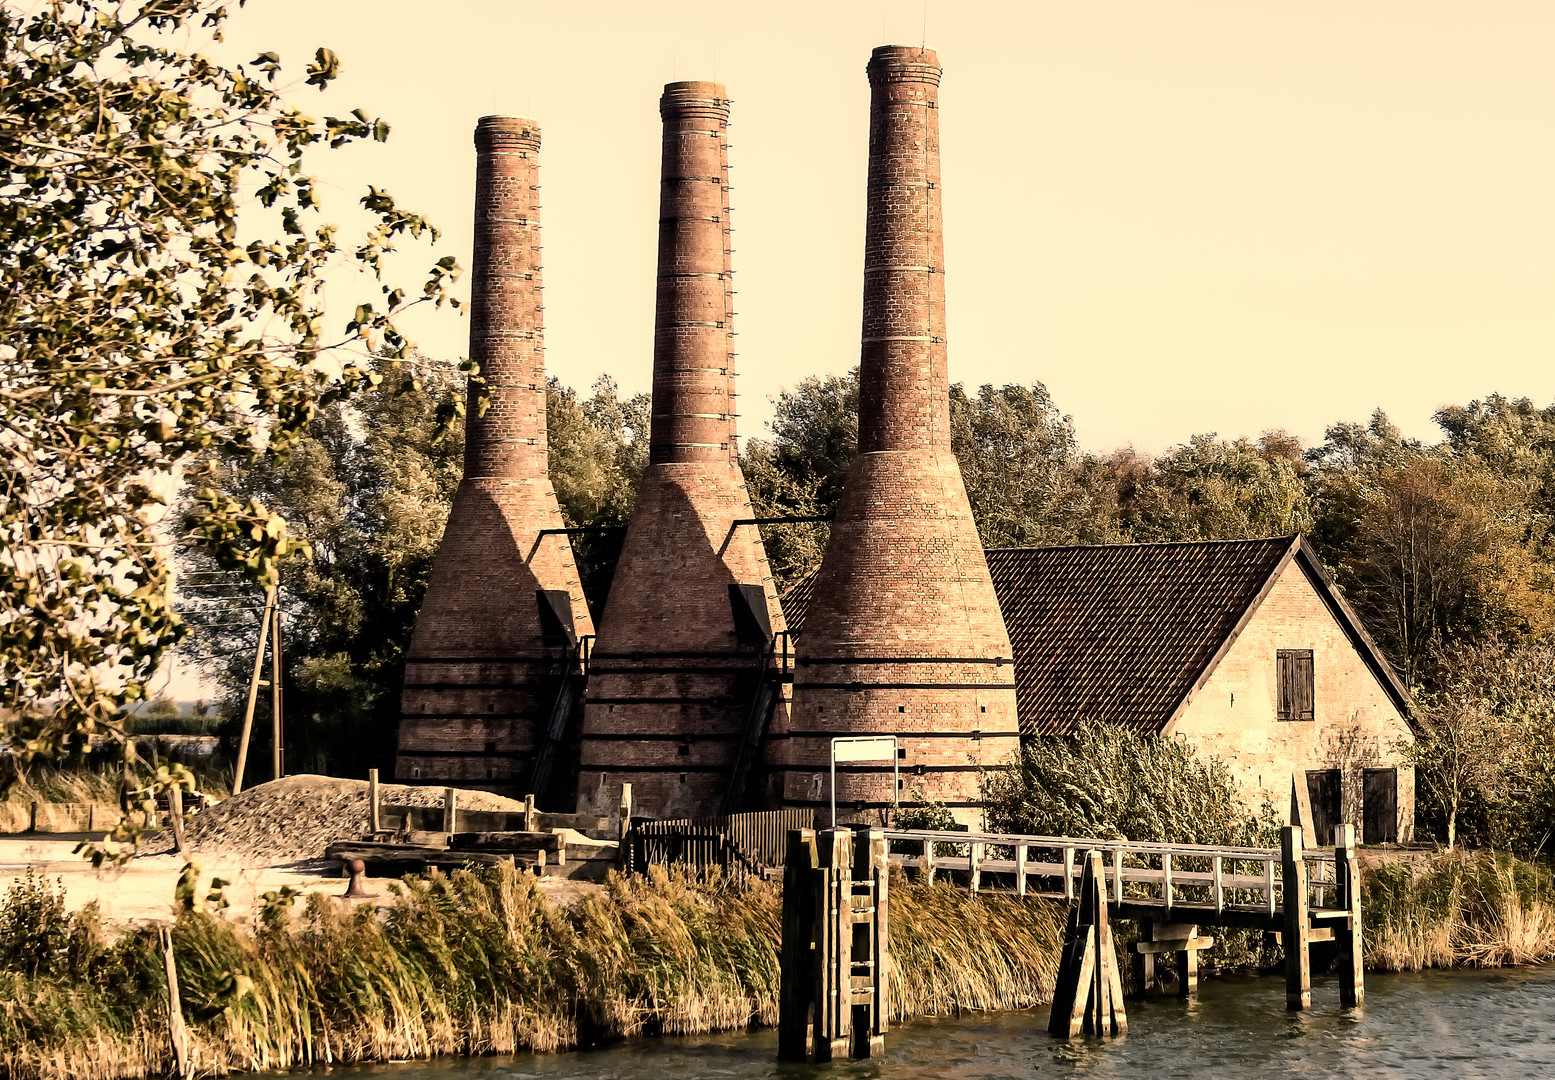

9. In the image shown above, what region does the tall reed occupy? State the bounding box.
[1364,849,1555,970]
[0,862,1065,1080]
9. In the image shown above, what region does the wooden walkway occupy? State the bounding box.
[880,824,1364,1010]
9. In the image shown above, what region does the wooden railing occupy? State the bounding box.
[882,828,1340,918]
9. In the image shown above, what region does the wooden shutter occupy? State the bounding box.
[1277,650,1315,721]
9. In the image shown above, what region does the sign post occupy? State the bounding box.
[829,736,899,827]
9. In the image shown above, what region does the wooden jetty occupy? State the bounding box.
[882,822,1364,1012]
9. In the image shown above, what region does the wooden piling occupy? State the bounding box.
[968,840,983,894]
[1335,824,1365,1007]
[443,787,458,834]
[1049,850,1125,1038]
[523,793,537,834]
[813,828,853,1061]
[919,837,935,883]
[1281,825,1311,1011]
[777,829,819,1061]
[1015,841,1028,897]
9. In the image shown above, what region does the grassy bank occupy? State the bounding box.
[3,849,1550,1080]
[0,864,1064,1080]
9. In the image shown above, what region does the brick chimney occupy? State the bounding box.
[398,116,594,795]
[576,82,788,818]
[783,48,1019,826]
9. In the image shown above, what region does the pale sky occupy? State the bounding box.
[211,1,1553,455]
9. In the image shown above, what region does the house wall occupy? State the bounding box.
[1169,559,1415,843]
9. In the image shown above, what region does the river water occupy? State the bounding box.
[317,967,1555,1080]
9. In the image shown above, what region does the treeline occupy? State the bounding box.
[176,360,1555,850]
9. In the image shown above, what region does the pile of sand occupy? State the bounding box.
[171,775,527,866]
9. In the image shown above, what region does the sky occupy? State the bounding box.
[201,1,1552,455]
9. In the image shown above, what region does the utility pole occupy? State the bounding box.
[233,585,276,795]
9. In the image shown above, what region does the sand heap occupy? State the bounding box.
[174,774,527,866]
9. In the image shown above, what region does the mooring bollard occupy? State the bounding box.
[341,858,377,900]
[778,826,889,1062]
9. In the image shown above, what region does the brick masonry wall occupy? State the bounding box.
[576,83,787,818]
[781,47,1019,828]
[1171,560,1416,841]
[398,117,594,793]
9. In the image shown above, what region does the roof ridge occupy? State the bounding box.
[985,535,1297,555]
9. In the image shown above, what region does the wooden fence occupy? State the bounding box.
[626,808,816,876]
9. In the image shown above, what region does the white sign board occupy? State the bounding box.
[829,736,899,826]
[832,737,898,763]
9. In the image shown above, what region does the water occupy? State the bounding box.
[308,967,1555,1080]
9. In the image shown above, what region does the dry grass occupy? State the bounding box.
[1364,849,1555,971]
[0,862,1067,1080]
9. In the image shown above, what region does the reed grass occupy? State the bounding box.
[0,862,1066,1080]
[1364,849,1555,971]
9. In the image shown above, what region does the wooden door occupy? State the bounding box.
[1306,769,1341,847]
[1363,769,1398,844]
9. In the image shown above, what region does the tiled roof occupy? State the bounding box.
[782,536,1317,736]
[982,538,1295,735]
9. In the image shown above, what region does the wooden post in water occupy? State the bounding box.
[778,828,819,1061]
[778,826,887,1062]
[813,828,853,1062]
[1281,825,1311,1010]
[1049,850,1126,1038]
[1335,823,1365,1007]
[848,828,888,1059]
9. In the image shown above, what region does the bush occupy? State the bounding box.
[981,719,1278,847]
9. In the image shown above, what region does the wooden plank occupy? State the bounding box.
[1132,936,1215,954]
[368,769,380,834]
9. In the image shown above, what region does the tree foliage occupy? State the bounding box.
[0,0,458,776]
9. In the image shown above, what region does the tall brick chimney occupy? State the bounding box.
[576,82,788,818]
[783,48,1019,826]
[398,116,594,795]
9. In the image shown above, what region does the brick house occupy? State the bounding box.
[785,536,1415,843]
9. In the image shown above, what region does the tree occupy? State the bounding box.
[1316,450,1551,686]
[1404,639,1555,851]
[950,383,1118,549]
[178,370,648,778]
[982,719,1277,847]
[740,371,858,590]
[547,376,650,613]
[179,354,465,781]
[0,1,459,780]
[1109,433,1314,543]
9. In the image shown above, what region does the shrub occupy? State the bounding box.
[981,719,1277,847]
